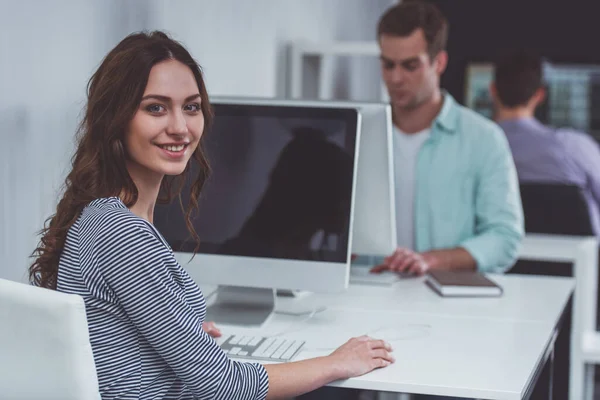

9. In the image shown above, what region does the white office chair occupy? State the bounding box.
[0,278,100,400]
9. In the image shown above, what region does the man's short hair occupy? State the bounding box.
[494,51,544,108]
[377,1,448,59]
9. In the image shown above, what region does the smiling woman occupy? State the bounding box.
[29,32,212,291]
[125,60,206,206]
[30,31,212,290]
[27,31,394,400]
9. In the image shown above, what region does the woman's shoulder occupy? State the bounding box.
[77,197,178,278]
[78,197,152,240]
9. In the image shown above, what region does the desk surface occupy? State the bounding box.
[201,274,574,399]
[284,274,574,329]
[218,309,556,399]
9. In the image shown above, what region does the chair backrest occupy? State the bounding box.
[0,278,100,400]
[511,183,595,277]
[519,182,594,236]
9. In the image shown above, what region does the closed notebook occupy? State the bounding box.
[425,270,503,297]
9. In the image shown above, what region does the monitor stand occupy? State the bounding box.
[205,285,276,327]
[276,289,312,298]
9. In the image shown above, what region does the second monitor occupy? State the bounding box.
[154,98,396,325]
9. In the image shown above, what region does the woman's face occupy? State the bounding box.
[125,59,204,182]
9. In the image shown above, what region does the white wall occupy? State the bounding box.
[148,0,392,98]
[0,0,394,283]
[0,0,125,283]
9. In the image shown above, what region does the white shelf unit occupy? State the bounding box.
[289,40,388,101]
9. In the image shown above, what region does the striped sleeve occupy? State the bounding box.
[92,212,269,400]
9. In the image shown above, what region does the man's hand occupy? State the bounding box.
[370,248,431,276]
[202,321,222,338]
[371,247,476,274]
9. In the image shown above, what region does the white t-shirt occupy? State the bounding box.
[393,126,431,250]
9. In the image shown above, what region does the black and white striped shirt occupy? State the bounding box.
[57,197,269,400]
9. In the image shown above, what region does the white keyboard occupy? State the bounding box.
[220,335,305,362]
[349,267,403,286]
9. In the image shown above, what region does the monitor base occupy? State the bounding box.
[276,289,312,298]
[205,285,276,327]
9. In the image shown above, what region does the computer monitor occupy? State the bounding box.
[325,100,397,256]
[154,98,360,325]
[197,98,397,257]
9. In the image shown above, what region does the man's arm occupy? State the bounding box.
[458,125,524,273]
[422,247,476,271]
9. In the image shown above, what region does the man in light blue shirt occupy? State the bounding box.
[301,4,524,400]
[372,2,523,275]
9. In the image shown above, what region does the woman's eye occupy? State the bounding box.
[185,103,201,112]
[146,104,165,113]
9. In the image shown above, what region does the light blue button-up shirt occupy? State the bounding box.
[413,94,524,272]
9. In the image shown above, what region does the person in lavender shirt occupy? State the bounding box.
[490,51,600,238]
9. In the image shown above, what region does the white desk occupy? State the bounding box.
[281,274,573,329]
[217,309,557,400]
[200,274,574,399]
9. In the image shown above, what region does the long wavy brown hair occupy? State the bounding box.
[29,31,213,289]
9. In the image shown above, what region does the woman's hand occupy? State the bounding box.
[262,335,394,399]
[202,321,222,338]
[327,335,394,378]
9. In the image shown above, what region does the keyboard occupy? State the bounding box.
[349,267,403,286]
[220,335,305,362]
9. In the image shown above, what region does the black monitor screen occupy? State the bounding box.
[154,103,358,263]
